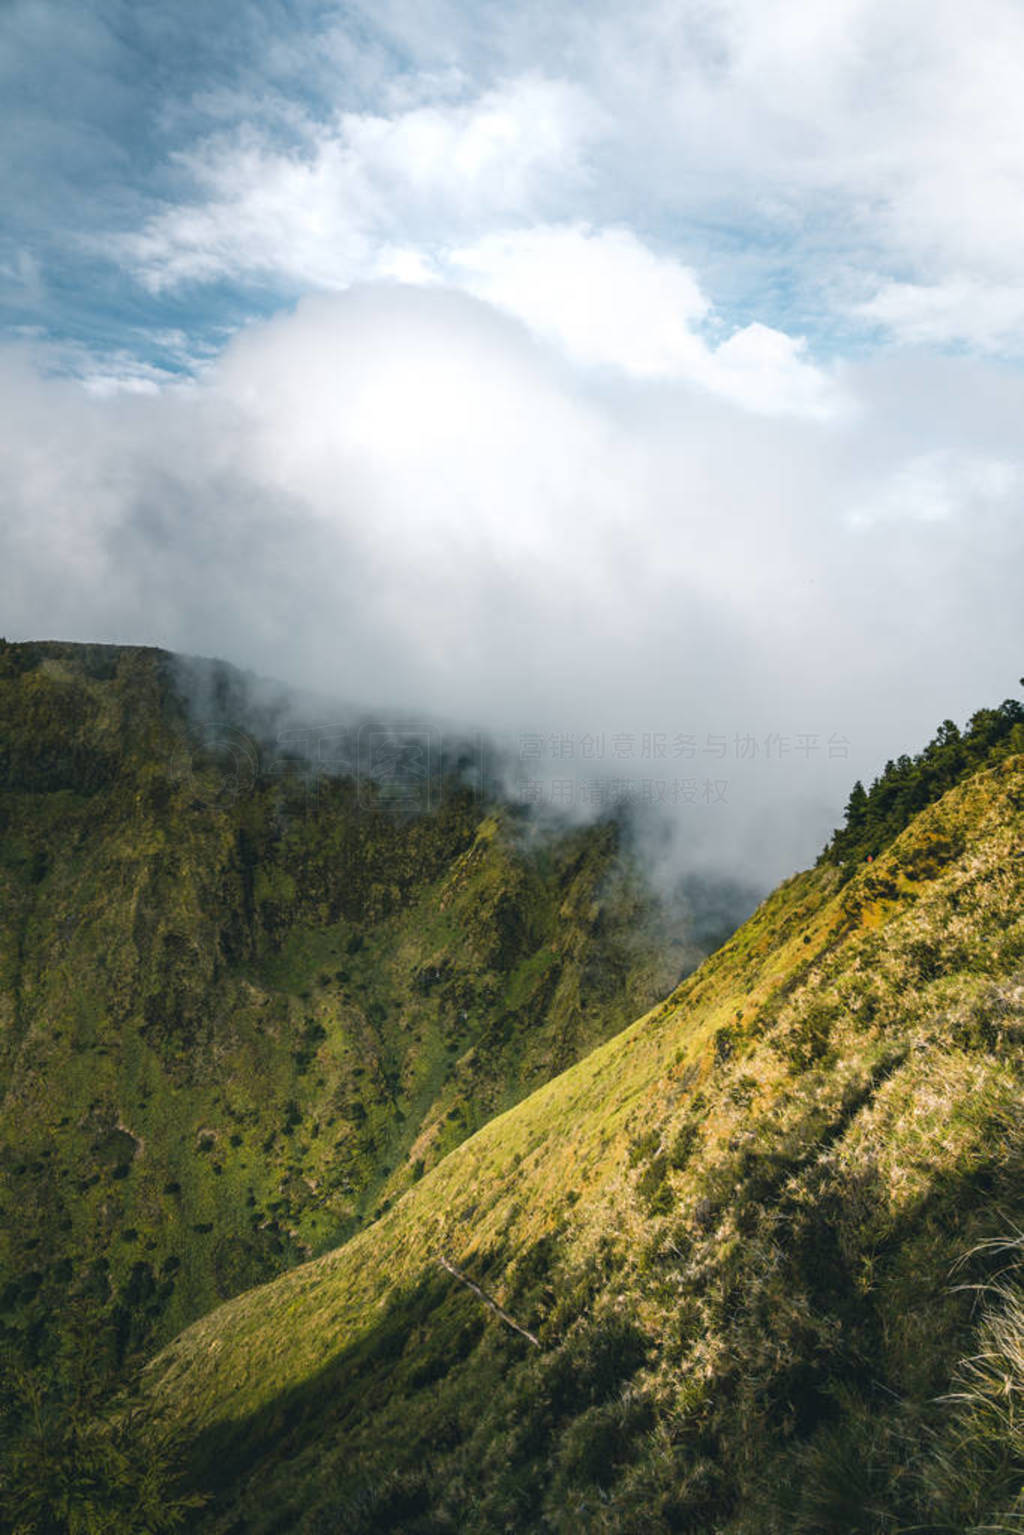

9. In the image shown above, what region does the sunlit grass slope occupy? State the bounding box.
[151,748,1024,1533]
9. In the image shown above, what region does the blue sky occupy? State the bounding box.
[11,0,1024,387]
[2,0,1024,878]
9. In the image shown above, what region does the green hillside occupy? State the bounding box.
[0,641,707,1394]
[145,726,1024,1532]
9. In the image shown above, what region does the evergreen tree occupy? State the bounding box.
[844,780,868,833]
[823,698,1024,872]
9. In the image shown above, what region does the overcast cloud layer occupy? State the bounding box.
[2,0,1023,883]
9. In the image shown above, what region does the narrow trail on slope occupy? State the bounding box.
[437,1254,541,1347]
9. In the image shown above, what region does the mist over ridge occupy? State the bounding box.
[4,288,1023,893]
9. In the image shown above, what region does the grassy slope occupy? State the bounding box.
[149,750,1024,1532]
[0,642,698,1375]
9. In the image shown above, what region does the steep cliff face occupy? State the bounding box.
[146,739,1024,1534]
[0,642,704,1373]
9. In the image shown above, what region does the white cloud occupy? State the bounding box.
[121,75,598,293]
[374,246,439,285]
[449,225,710,377]
[849,450,1021,528]
[81,0,1024,370]
[11,0,1024,365]
[449,224,840,416]
[623,0,1024,350]
[128,140,844,415]
[857,279,1024,352]
[700,322,837,418]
